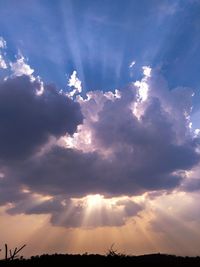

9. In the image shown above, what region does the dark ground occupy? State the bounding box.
[1,253,200,267]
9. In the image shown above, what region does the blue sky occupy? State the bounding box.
[1,0,200,92]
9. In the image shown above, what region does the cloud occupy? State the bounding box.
[6,194,143,228]
[0,36,7,69]
[0,51,199,228]
[129,60,136,68]
[180,163,200,192]
[0,75,83,160]
[67,70,82,97]
[183,178,200,192]
[10,54,34,77]
[142,65,151,77]
[0,37,6,49]
[4,69,198,198]
[0,54,7,69]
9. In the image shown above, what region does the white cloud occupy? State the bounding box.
[142,65,151,77]
[133,65,151,106]
[0,37,7,69]
[60,89,122,155]
[0,37,6,49]
[35,76,45,95]
[134,80,149,103]
[67,70,82,97]
[129,60,136,68]
[63,65,196,161]
[9,53,46,96]
[10,54,34,77]
[0,54,7,69]
[194,128,200,137]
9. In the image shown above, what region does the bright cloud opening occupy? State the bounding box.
[134,66,151,103]
[85,194,104,208]
[67,70,82,97]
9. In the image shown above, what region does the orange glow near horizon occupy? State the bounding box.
[1,192,200,258]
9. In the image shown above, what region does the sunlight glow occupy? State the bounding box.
[32,193,53,202]
[85,194,104,208]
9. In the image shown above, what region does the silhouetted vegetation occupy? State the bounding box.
[1,244,26,261]
[1,243,200,266]
[1,250,200,266]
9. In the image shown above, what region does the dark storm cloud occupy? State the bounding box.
[5,142,193,199]
[0,75,83,160]
[6,195,64,215]
[0,178,26,205]
[5,107,199,198]
[12,147,106,196]
[1,74,200,198]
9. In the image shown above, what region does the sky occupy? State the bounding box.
[1,0,200,258]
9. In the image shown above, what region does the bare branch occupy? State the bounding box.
[3,244,26,261]
[15,244,26,255]
[5,244,8,260]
